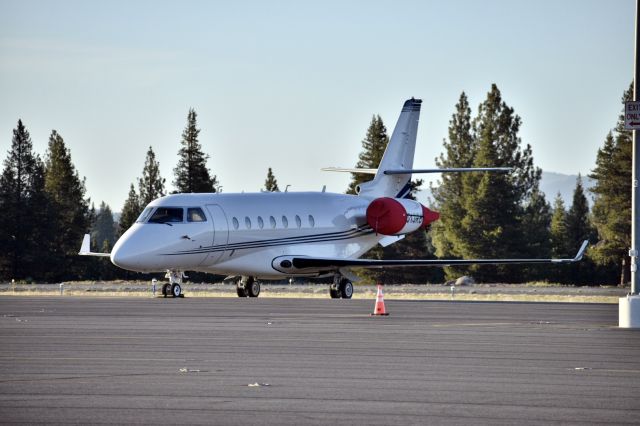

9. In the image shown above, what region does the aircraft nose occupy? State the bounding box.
[110,239,138,270]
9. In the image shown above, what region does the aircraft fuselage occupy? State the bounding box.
[111,191,381,279]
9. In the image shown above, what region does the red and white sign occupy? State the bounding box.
[625,101,640,130]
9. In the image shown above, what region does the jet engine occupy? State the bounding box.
[366,197,440,236]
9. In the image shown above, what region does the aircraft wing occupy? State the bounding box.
[272,241,588,274]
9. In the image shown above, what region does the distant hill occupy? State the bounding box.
[539,171,595,206]
[417,171,595,208]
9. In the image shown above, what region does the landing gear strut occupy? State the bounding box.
[162,270,185,298]
[236,276,260,298]
[329,275,353,299]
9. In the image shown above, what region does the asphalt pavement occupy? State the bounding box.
[0,296,639,425]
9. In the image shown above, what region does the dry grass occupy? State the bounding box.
[0,282,621,304]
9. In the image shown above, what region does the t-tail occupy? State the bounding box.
[357,98,422,199]
[321,97,511,198]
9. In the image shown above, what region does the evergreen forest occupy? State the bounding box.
[0,85,633,285]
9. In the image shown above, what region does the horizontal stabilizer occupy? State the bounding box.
[383,167,512,175]
[322,167,512,175]
[272,240,589,273]
[321,167,377,174]
[78,234,111,257]
[378,235,405,247]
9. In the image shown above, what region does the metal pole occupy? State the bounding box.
[633,0,640,295]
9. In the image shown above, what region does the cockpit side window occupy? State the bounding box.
[148,207,184,224]
[187,207,207,222]
[136,207,155,223]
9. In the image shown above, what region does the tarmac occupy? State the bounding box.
[0,296,639,425]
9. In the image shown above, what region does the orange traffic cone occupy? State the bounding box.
[371,284,389,316]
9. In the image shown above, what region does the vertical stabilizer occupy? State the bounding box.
[358,98,421,198]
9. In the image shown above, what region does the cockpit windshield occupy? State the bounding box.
[136,207,154,223]
[148,207,184,224]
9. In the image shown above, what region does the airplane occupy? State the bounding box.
[79,98,588,299]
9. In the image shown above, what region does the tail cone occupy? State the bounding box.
[422,205,440,227]
[371,284,390,316]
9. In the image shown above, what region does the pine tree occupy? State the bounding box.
[549,194,569,283]
[0,120,50,281]
[590,84,633,285]
[432,92,476,278]
[565,175,597,284]
[43,130,90,280]
[347,115,389,194]
[90,201,119,280]
[450,84,541,282]
[550,194,569,258]
[92,201,116,252]
[565,175,594,252]
[264,167,280,192]
[138,146,165,206]
[118,184,141,236]
[173,109,218,193]
[520,187,552,280]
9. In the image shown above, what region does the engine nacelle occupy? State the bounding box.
[366,197,440,236]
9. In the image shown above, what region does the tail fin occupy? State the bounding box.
[358,98,421,198]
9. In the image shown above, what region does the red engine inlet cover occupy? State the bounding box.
[366,197,407,235]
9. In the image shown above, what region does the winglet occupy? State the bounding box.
[573,240,589,262]
[78,234,111,257]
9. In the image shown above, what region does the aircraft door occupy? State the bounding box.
[201,204,229,266]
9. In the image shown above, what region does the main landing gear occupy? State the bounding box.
[329,275,353,299]
[236,276,260,298]
[162,270,185,298]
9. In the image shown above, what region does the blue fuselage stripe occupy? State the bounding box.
[162,226,375,256]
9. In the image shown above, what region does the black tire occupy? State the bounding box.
[236,285,248,297]
[329,287,340,299]
[339,279,353,299]
[247,280,261,297]
[162,283,170,298]
[171,283,182,298]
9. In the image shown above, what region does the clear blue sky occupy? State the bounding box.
[0,0,634,210]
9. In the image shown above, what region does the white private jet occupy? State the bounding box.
[80,98,588,298]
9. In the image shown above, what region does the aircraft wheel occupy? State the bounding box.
[329,287,340,299]
[171,283,182,298]
[162,283,170,298]
[247,280,261,297]
[339,279,353,299]
[236,284,248,297]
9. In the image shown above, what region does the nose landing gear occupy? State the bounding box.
[162,270,186,298]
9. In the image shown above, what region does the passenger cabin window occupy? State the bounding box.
[308,215,315,227]
[187,208,207,222]
[136,207,154,223]
[245,217,252,229]
[232,217,239,230]
[295,215,302,228]
[282,215,289,228]
[148,207,183,224]
[269,216,276,229]
[258,216,264,229]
